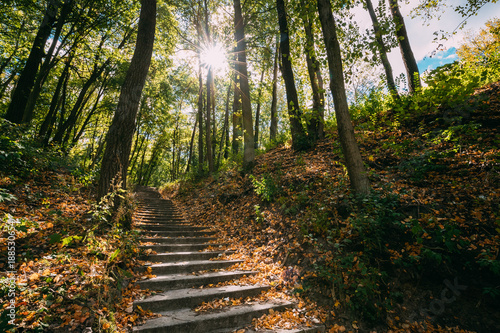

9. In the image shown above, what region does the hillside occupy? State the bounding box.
[163,81,500,332]
[0,81,498,332]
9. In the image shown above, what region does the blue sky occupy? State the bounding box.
[417,47,458,73]
[352,0,500,77]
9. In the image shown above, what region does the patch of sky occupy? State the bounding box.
[418,47,458,73]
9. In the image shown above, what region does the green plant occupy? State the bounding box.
[254,205,264,224]
[0,189,17,203]
[250,173,281,202]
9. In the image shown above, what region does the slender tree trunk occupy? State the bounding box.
[254,66,266,149]
[206,68,214,172]
[277,0,309,150]
[52,59,109,144]
[0,70,18,102]
[4,0,59,124]
[233,0,255,166]
[317,0,370,196]
[71,78,108,147]
[231,59,242,155]
[388,0,420,94]
[365,0,399,98]
[24,0,74,123]
[47,69,70,146]
[302,7,325,141]
[38,53,73,140]
[270,38,279,142]
[98,0,156,198]
[129,134,146,174]
[185,114,198,174]
[217,83,231,166]
[197,63,204,173]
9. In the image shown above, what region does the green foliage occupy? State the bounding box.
[250,173,281,202]
[308,190,405,323]
[349,87,389,124]
[0,188,16,203]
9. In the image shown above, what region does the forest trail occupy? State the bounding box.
[131,187,324,333]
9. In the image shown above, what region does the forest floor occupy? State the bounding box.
[162,81,500,332]
[0,81,499,332]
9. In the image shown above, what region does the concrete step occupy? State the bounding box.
[139,236,217,244]
[143,260,243,275]
[140,237,217,244]
[139,230,216,237]
[134,215,185,220]
[135,211,183,215]
[135,224,193,230]
[136,224,207,232]
[132,300,293,333]
[211,327,325,333]
[136,270,257,291]
[134,284,270,312]
[135,209,180,213]
[140,251,233,263]
[140,243,222,252]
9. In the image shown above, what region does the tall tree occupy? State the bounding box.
[276,0,309,150]
[388,0,421,93]
[4,0,60,124]
[269,37,279,142]
[365,0,399,99]
[204,0,214,172]
[234,0,255,166]
[254,65,266,149]
[98,0,156,198]
[316,0,370,196]
[232,70,242,155]
[23,0,74,123]
[301,3,325,141]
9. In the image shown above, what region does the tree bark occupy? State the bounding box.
[317,0,370,196]
[206,68,214,172]
[4,0,59,124]
[277,0,309,150]
[38,52,73,141]
[224,83,231,159]
[185,114,198,174]
[270,37,279,142]
[234,0,255,166]
[232,67,242,155]
[388,0,421,94]
[366,0,399,99]
[217,83,231,166]
[51,60,108,145]
[302,7,325,141]
[24,0,74,123]
[197,61,204,173]
[254,66,266,149]
[98,0,156,198]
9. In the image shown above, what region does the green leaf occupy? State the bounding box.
[61,235,82,247]
[109,249,121,263]
[49,233,62,244]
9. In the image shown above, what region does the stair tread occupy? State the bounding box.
[134,284,269,306]
[133,301,293,332]
[147,259,243,267]
[138,270,257,283]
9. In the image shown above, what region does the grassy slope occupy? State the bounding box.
[165,81,500,332]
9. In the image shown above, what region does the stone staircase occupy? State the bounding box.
[132,187,325,333]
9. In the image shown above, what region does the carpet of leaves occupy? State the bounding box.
[164,81,500,332]
[0,170,156,332]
